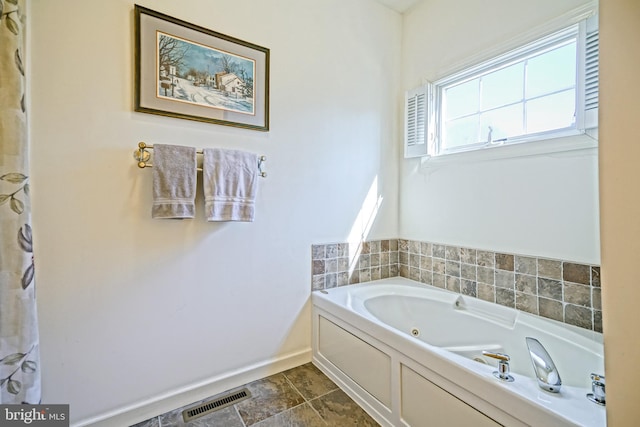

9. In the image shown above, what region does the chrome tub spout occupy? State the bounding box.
[526,337,562,393]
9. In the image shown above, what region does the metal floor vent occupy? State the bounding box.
[182,388,251,422]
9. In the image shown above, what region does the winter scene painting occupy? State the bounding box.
[156,32,256,115]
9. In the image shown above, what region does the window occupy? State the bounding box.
[405,15,599,159]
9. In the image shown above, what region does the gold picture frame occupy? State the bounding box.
[134,5,270,131]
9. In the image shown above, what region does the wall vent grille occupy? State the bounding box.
[182,388,251,422]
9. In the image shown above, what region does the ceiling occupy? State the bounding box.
[375,0,422,13]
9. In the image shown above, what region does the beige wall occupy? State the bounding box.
[599,0,640,424]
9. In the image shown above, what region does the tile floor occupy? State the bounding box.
[130,363,379,426]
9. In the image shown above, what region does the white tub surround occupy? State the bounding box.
[312,278,605,427]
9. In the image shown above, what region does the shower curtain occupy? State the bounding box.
[0,0,41,404]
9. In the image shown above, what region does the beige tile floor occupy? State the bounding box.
[130,363,379,426]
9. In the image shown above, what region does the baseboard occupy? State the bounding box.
[73,348,312,427]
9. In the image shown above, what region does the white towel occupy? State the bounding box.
[151,144,197,219]
[203,148,258,222]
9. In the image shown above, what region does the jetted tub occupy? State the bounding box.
[312,277,606,427]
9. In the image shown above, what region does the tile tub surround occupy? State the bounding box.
[312,240,602,332]
[130,363,378,427]
[312,240,399,290]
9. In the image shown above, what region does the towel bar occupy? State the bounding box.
[133,142,267,177]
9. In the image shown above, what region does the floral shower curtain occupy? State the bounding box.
[0,0,41,404]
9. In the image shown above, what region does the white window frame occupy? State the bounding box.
[404,13,598,160]
[436,25,582,155]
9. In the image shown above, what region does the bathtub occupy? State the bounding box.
[312,277,606,427]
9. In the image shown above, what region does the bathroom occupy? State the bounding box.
[9,0,637,425]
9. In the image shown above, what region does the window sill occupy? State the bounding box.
[419,131,597,167]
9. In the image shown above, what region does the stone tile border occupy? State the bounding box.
[312,239,602,332]
[312,240,399,291]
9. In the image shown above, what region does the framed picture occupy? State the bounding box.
[134,5,270,131]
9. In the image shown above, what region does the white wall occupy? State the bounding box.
[400,0,600,264]
[29,0,401,424]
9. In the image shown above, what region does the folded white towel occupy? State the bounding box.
[151,144,197,219]
[203,148,258,222]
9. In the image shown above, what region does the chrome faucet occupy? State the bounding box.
[525,337,562,393]
[482,351,514,382]
[587,373,606,405]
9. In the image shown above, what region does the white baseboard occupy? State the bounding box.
[73,348,312,427]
